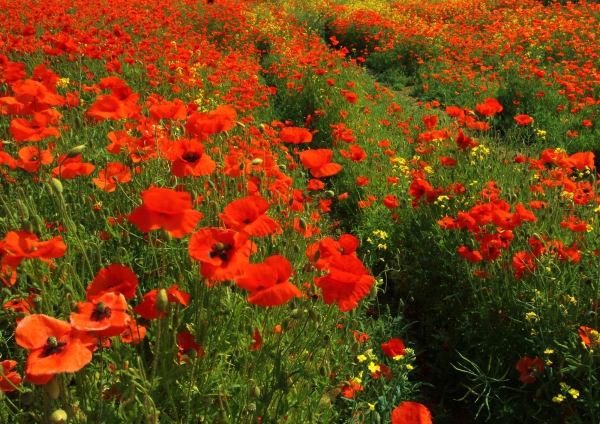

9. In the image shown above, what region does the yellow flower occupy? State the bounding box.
[406,364,414,371]
[544,349,554,355]
[368,403,375,411]
[552,394,566,403]
[568,389,579,399]
[368,362,380,373]
[357,355,367,363]
[393,355,404,361]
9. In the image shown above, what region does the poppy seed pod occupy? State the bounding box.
[19,390,35,406]
[155,289,169,313]
[49,409,68,423]
[251,158,263,165]
[246,403,257,412]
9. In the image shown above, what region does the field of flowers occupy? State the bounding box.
[0,0,599,423]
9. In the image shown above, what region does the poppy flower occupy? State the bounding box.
[514,114,534,125]
[127,187,203,238]
[306,234,359,270]
[70,293,131,337]
[391,402,432,424]
[298,149,342,178]
[167,138,216,178]
[92,162,132,192]
[578,326,599,347]
[280,127,312,144]
[383,195,399,209]
[381,338,406,358]
[439,156,457,166]
[133,285,190,320]
[85,94,129,121]
[16,146,53,173]
[456,246,483,263]
[456,131,478,150]
[0,231,67,270]
[177,331,205,361]
[345,92,358,104]
[185,105,236,136]
[86,264,138,301]
[149,99,187,121]
[9,113,61,143]
[314,255,374,312]
[0,360,22,392]
[512,251,538,279]
[120,320,146,344]
[341,379,363,399]
[476,98,503,116]
[516,356,544,384]
[234,255,302,307]
[371,363,392,379]
[3,294,38,314]
[188,228,256,281]
[249,328,262,351]
[52,154,95,179]
[218,195,280,237]
[15,314,96,384]
[422,115,438,130]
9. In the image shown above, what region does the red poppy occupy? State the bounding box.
[314,255,374,312]
[52,154,95,179]
[15,314,96,384]
[120,320,146,344]
[514,114,534,125]
[127,187,203,238]
[439,156,457,166]
[578,326,599,347]
[219,195,280,237]
[86,264,138,301]
[189,228,256,281]
[381,338,406,358]
[167,138,216,178]
[185,105,236,136]
[3,294,38,314]
[234,255,302,307]
[70,293,131,337]
[345,92,358,104]
[86,95,129,121]
[149,99,187,121]
[249,328,262,351]
[298,149,342,178]
[422,115,438,130]
[516,356,544,384]
[456,246,483,263]
[0,360,22,392]
[371,363,392,379]
[512,251,538,279]
[306,234,359,270]
[133,284,190,320]
[16,146,53,173]
[92,162,132,192]
[383,195,399,209]
[9,112,61,143]
[341,379,364,399]
[476,98,503,116]
[0,231,67,270]
[280,127,312,144]
[177,331,205,361]
[456,131,478,150]
[391,402,432,424]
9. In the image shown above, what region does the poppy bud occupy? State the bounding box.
[369,284,378,299]
[160,228,172,243]
[21,219,33,233]
[309,309,320,324]
[312,249,321,262]
[319,363,329,377]
[251,158,263,165]
[66,145,86,159]
[33,296,42,308]
[278,164,286,171]
[249,384,261,398]
[49,409,68,423]
[207,179,217,190]
[16,199,29,220]
[299,218,307,230]
[324,190,335,199]
[44,182,54,196]
[246,403,257,412]
[50,178,63,193]
[350,341,360,355]
[186,348,198,360]
[32,215,43,233]
[290,308,303,319]
[156,289,169,313]
[45,378,60,400]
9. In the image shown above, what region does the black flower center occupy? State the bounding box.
[182,152,201,163]
[208,242,233,261]
[91,302,112,321]
[41,337,67,358]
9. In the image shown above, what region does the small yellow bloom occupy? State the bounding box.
[368,362,380,373]
[357,355,367,363]
[405,364,414,371]
[393,355,404,361]
[552,394,566,403]
[368,403,375,411]
[568,389,579,399]
[544,349,554,355]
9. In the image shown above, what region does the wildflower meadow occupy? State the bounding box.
[0,0,599,422]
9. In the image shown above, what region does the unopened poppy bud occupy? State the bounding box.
[66,145,86,159]
[160,228,172,242]
[32,215,43,233]
[16,199,29,220]
[249,385,261,398]
[45,378,60,400]
[299,218,307,230]
[350,341,360,355]
[290,308,303,319]
[156,289,169,313]
[309,309,320,324]
[251,158,263,165]
[319,363,329,377]
[21,219,33,233]
[50,178,63,193]
[246,403,257,412]
[369,284,378,299]
[238,162,245,171]
[324,190,335,199]
[44,182,54,196]
[236,121,246,128]
[312,249,320,262]
[33,296,42,308]
[279,164,287,171]
[49,409,68,423]
[186,348,198,360]
[258,124,266,133]
[207,179,217,190]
